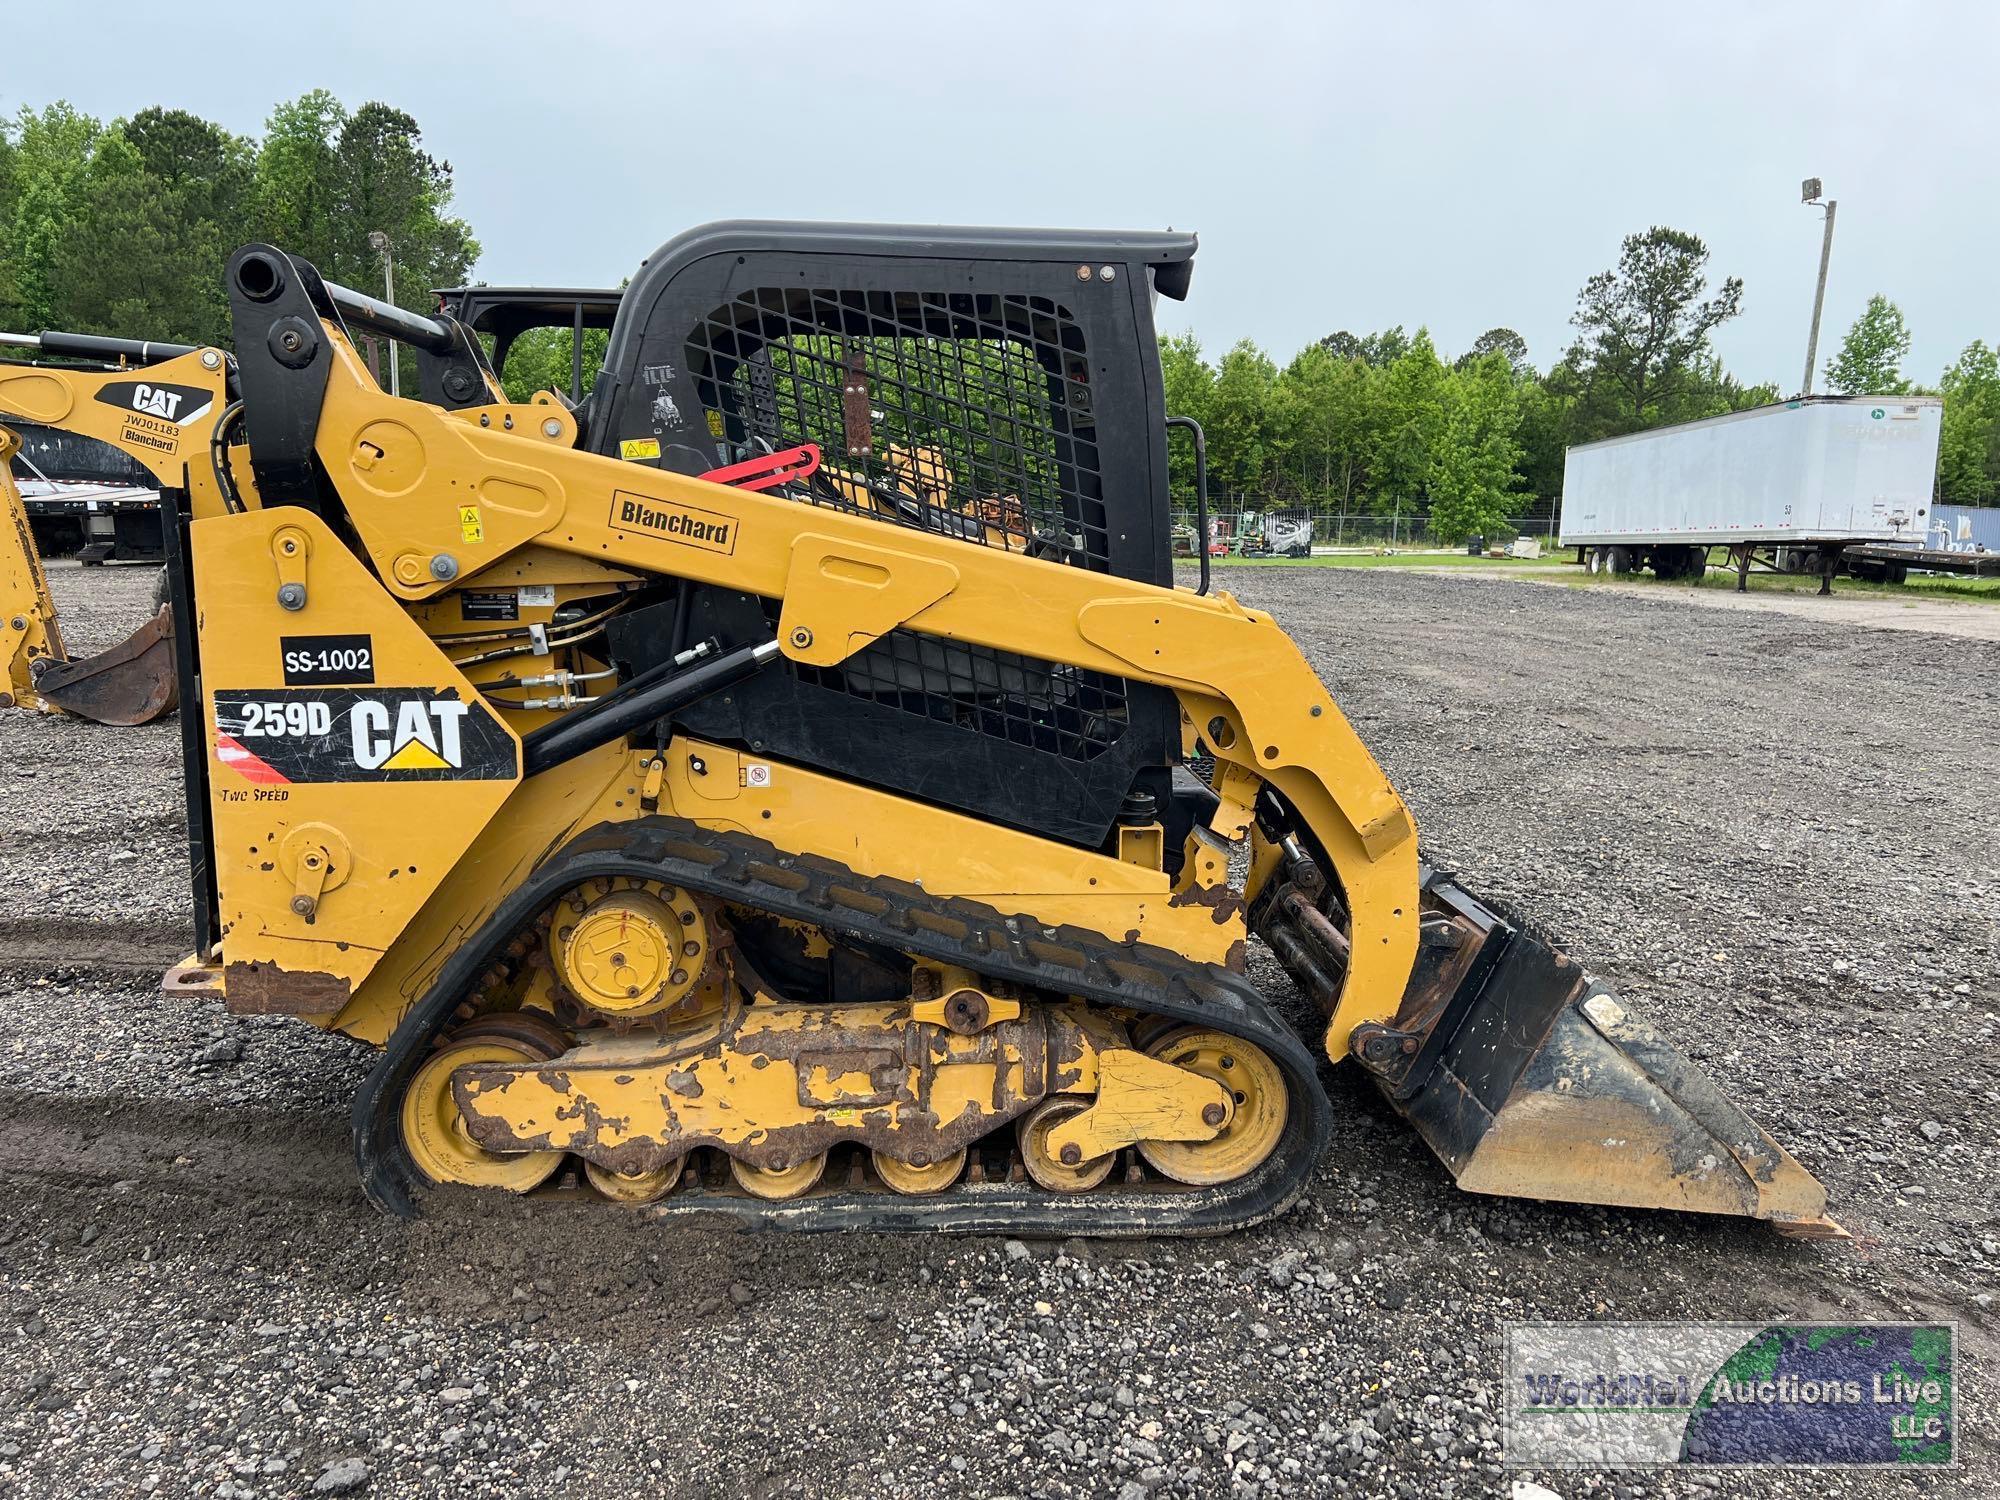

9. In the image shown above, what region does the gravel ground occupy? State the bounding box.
[0,559,1993,1499]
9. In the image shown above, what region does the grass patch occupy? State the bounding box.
[1200,550,1550,570]
[1184,550,2000,602]
[1559,567,2000,604]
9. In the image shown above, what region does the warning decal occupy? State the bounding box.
[211,687,517,784]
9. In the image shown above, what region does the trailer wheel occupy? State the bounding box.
[1585,547,1604,575]
[1651,546,1703,581]
[1605,545,1633,575]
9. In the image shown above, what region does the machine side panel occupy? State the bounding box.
[192,507,524,1015]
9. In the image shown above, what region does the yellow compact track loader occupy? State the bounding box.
[0,225,1839,1235]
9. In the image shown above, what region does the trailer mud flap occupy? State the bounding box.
[1346,876,1843,1238]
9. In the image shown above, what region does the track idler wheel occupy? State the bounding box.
[401,1024,568,1193]
[1017,1098,1115,1194]
[1135,1029,1289,1186]
[871,1147,967,1197]
[729,1151,828,1201]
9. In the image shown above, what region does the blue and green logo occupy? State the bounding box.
[1680,1324,1952,1465]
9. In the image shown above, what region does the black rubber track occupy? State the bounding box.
[353,816,1332,1236]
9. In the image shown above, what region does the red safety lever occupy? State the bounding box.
[700,443,821,492]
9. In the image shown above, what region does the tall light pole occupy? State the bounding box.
[1799,178,1837,397]
[367,230,398,397]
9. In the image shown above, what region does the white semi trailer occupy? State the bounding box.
[1559,396,1942,590]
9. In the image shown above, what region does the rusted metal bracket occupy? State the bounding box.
[1043,1048,1231,1164]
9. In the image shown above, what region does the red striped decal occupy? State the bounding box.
[214,732,291,786]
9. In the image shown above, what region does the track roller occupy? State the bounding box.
[729,1151,829,1200]
[871,1147,968,1196]
[1017,1098,1116,1193]
[585,1160,681,1204]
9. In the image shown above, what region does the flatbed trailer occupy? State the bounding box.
[7,416,163,562]
[16,478,163,563]
[1844,541,2000,579]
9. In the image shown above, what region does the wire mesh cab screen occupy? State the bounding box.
[700,288,1105,568]
[592,224,1194,845]
[595,224,1192,586]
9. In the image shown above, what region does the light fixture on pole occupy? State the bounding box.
[1799,178,1837,398]
[367,230,399,397]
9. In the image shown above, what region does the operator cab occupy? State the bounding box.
[445,223,1206,855]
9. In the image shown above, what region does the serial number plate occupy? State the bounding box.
[281,634,376,686]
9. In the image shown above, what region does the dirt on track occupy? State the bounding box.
[0,560,1993,1499]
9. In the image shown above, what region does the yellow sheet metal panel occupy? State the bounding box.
[0,428,64,710]
[193,506,523,1013]
[337,744,636,1043]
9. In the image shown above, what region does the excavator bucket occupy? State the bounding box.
[1264,861,1843,1237]
[2,425,179,725]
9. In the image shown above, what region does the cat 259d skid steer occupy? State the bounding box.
[0,223,1839,1235]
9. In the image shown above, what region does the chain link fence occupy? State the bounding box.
[1170,501,1564,554]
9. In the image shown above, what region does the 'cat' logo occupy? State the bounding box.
[132,384,186,419]
[211,687,517,784]
[93,379,215,429]
[352,699,470,771]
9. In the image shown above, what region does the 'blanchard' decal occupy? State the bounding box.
[211,687,517,785]
[609,489,737,554]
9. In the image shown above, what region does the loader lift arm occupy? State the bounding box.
[0,332,239,723]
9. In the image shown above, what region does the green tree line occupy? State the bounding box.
[5,103,1996,527]
[1166,228,2000,540]
[0,94,476,373]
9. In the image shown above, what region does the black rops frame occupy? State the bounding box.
[586,223,1199,851]
[159,476,220,956]
[436,288,623,408]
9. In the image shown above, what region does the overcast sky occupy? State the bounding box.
[15,1,1995,389]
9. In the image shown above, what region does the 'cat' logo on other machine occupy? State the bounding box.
[92,379,217,457]
[133,384,187,419]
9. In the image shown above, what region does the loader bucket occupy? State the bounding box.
[2,424,178,726]
[29,604,180,725]
[1288,871,1843,1237]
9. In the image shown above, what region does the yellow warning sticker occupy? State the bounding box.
[706,409,725,439]
[620,436,662,462]
[457,505,484,544]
